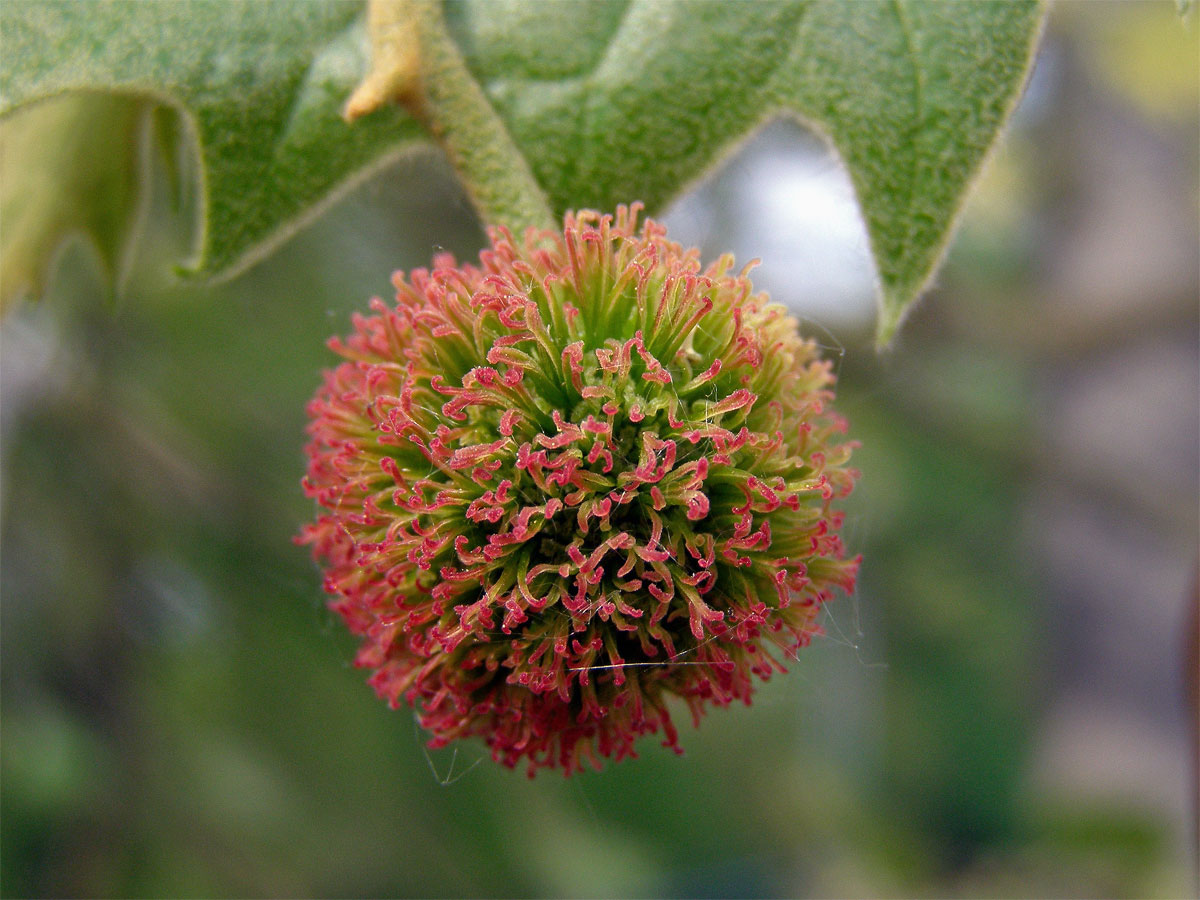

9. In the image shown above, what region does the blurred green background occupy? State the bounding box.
[2,2,1197,897]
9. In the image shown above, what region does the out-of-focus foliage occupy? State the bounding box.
[1,2,1195,898]
[0,94,149,306]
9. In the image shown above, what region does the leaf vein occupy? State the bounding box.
[889,0,927,263]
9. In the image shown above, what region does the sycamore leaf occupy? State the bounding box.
[447,0,1044,343]
[0,0,1043,343]
[0,0,421,306]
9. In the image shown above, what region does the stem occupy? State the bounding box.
[400,0,557,235]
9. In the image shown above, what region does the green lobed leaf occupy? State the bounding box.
[448,0,1044,344]
[0,0,422,302]
[1,0,1043,344]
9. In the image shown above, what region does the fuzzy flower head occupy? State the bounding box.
[299,205,860,775]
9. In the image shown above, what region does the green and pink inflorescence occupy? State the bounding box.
[299,205,861,775]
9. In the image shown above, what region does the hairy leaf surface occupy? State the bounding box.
[1,0,1042,341]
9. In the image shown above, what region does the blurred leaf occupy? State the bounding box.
[0,94,148,304]
[1,0,1043,344]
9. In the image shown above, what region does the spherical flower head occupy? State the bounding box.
[299,204,860,776]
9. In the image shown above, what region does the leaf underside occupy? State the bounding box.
[0,0,1042,343]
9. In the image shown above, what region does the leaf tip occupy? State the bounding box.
[873,285,919,352]
[873,314,900,352]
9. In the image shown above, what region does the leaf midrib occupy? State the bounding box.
[889,0,927,284]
